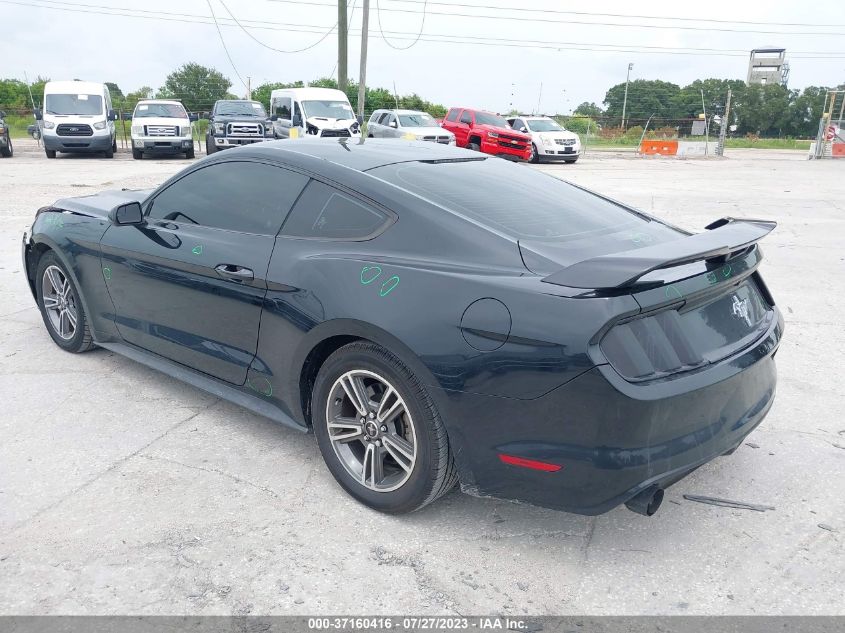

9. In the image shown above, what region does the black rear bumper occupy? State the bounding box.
[438,308,783,515]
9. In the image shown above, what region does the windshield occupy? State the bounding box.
[527,119,564,132]
[216,101,266,117]
[370,158,682,264]
[134,103,187,119]
[399,113,437,128]
[45,94,103,116]
[475,112,510,128]
[303,100,355,120]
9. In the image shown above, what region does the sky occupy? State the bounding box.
[3,0,844,113]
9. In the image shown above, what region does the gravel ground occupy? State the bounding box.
[0,138,843,615]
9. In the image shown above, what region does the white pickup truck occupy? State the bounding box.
[130,100,196,159]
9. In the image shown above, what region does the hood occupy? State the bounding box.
[535,130,579,141]
[307,116,356,130]
[400,126,453,137]
[132,116,189,128]
[478,123,530,139]
[51,189,154,219]
[213,113,268,124]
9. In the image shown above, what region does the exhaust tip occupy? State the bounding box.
[625,486,664,516]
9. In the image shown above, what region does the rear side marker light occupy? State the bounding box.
[498,453,563,472]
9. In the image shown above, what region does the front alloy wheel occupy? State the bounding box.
[36,252,94,353]
[326,369,417,492]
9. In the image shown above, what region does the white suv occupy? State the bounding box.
[507,115,581,164]
[130,100,196,159]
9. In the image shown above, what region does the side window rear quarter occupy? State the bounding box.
[280,181,394,241]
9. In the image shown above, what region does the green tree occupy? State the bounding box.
[603,79,682,122]
[123,86,154,112]
[159,63,231,112]
[573,101,603,117]
[105,81,124,109]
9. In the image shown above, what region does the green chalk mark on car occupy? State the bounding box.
[360,265,382,285]
[246,376,273,397]
[379,275,400,297]
[706,271,719,285]
[721,264,733,278]
[664,285,682,300]
[102,267,112,280]
[192,245,203,255]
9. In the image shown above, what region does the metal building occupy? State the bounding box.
[746,48,789,86]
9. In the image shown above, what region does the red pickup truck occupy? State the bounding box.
[441,107,531,161]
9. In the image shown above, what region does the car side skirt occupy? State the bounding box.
[98,341,308,434]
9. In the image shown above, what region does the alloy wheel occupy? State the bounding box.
[41,265,77,340]
[325,369,417,492]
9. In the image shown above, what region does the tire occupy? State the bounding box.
[467,140,481,152]
[530,143,539,164]
[0,136,11,158]
[104,142,114,159]
[206,136,217,154]
[132,148,143,160]
[312,341,458,514]
[35,251,95,353]
[45,149,56,159]
[565,157,579,164]
[185,147,195,159]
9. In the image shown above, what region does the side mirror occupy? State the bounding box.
[109,201,145,226]
[108,109,117,121]
[357,114,364,125]
[189,112,199,122]
[389,121,398,128]
[292,114,302,127]
[520,127,528,133]
[270,114,278,122]
[34,109,43,121]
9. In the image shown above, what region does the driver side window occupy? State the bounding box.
[460,111,473,125]
[148,161,308,235]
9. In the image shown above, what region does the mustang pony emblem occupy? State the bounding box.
[731,294,753,327]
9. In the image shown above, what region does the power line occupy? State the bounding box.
[219,0,337,53]
[377,0,845,29]
[376,0,428,50]
[205,0,248,90]
[266,0,844,36]
[3,0,844,60]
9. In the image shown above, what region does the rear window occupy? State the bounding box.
[369,159,681,246]
[445,109,460,122]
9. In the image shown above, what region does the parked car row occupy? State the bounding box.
[18,81,582,164]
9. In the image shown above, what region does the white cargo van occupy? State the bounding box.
[269,87,361,139]
[36,80,117,159]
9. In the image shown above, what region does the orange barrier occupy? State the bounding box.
[639,140,679,156]
[832,143,845,157]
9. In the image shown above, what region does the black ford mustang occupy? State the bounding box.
[22,139,783,517]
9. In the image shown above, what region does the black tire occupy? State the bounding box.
[530,143,540,164]
[0,136,11,158]
[35,251,95,353]
[312,341,458,514]
[185,147,195,159]
[565,158,578,164]
[206,136,217,154]
[104,142,114,159]
[132,148,143,160]
[467,140,481,152]
[45,149,56,159]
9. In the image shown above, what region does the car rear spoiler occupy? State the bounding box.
[541,217,777,290]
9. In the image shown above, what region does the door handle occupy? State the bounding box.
[215,263,254,281]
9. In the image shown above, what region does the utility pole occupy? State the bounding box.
[338,0,348,92]
[701,88,709,155]
[357,0,370,122]
[246,76,251,100]
[621,62,633,130]
[716,89,732,156]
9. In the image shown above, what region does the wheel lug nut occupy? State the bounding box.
[368,412,375,419]
[380,425,387,432]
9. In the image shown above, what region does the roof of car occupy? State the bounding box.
[137,99,183,105]
[238,138,479,174]
[372,109,429,115]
